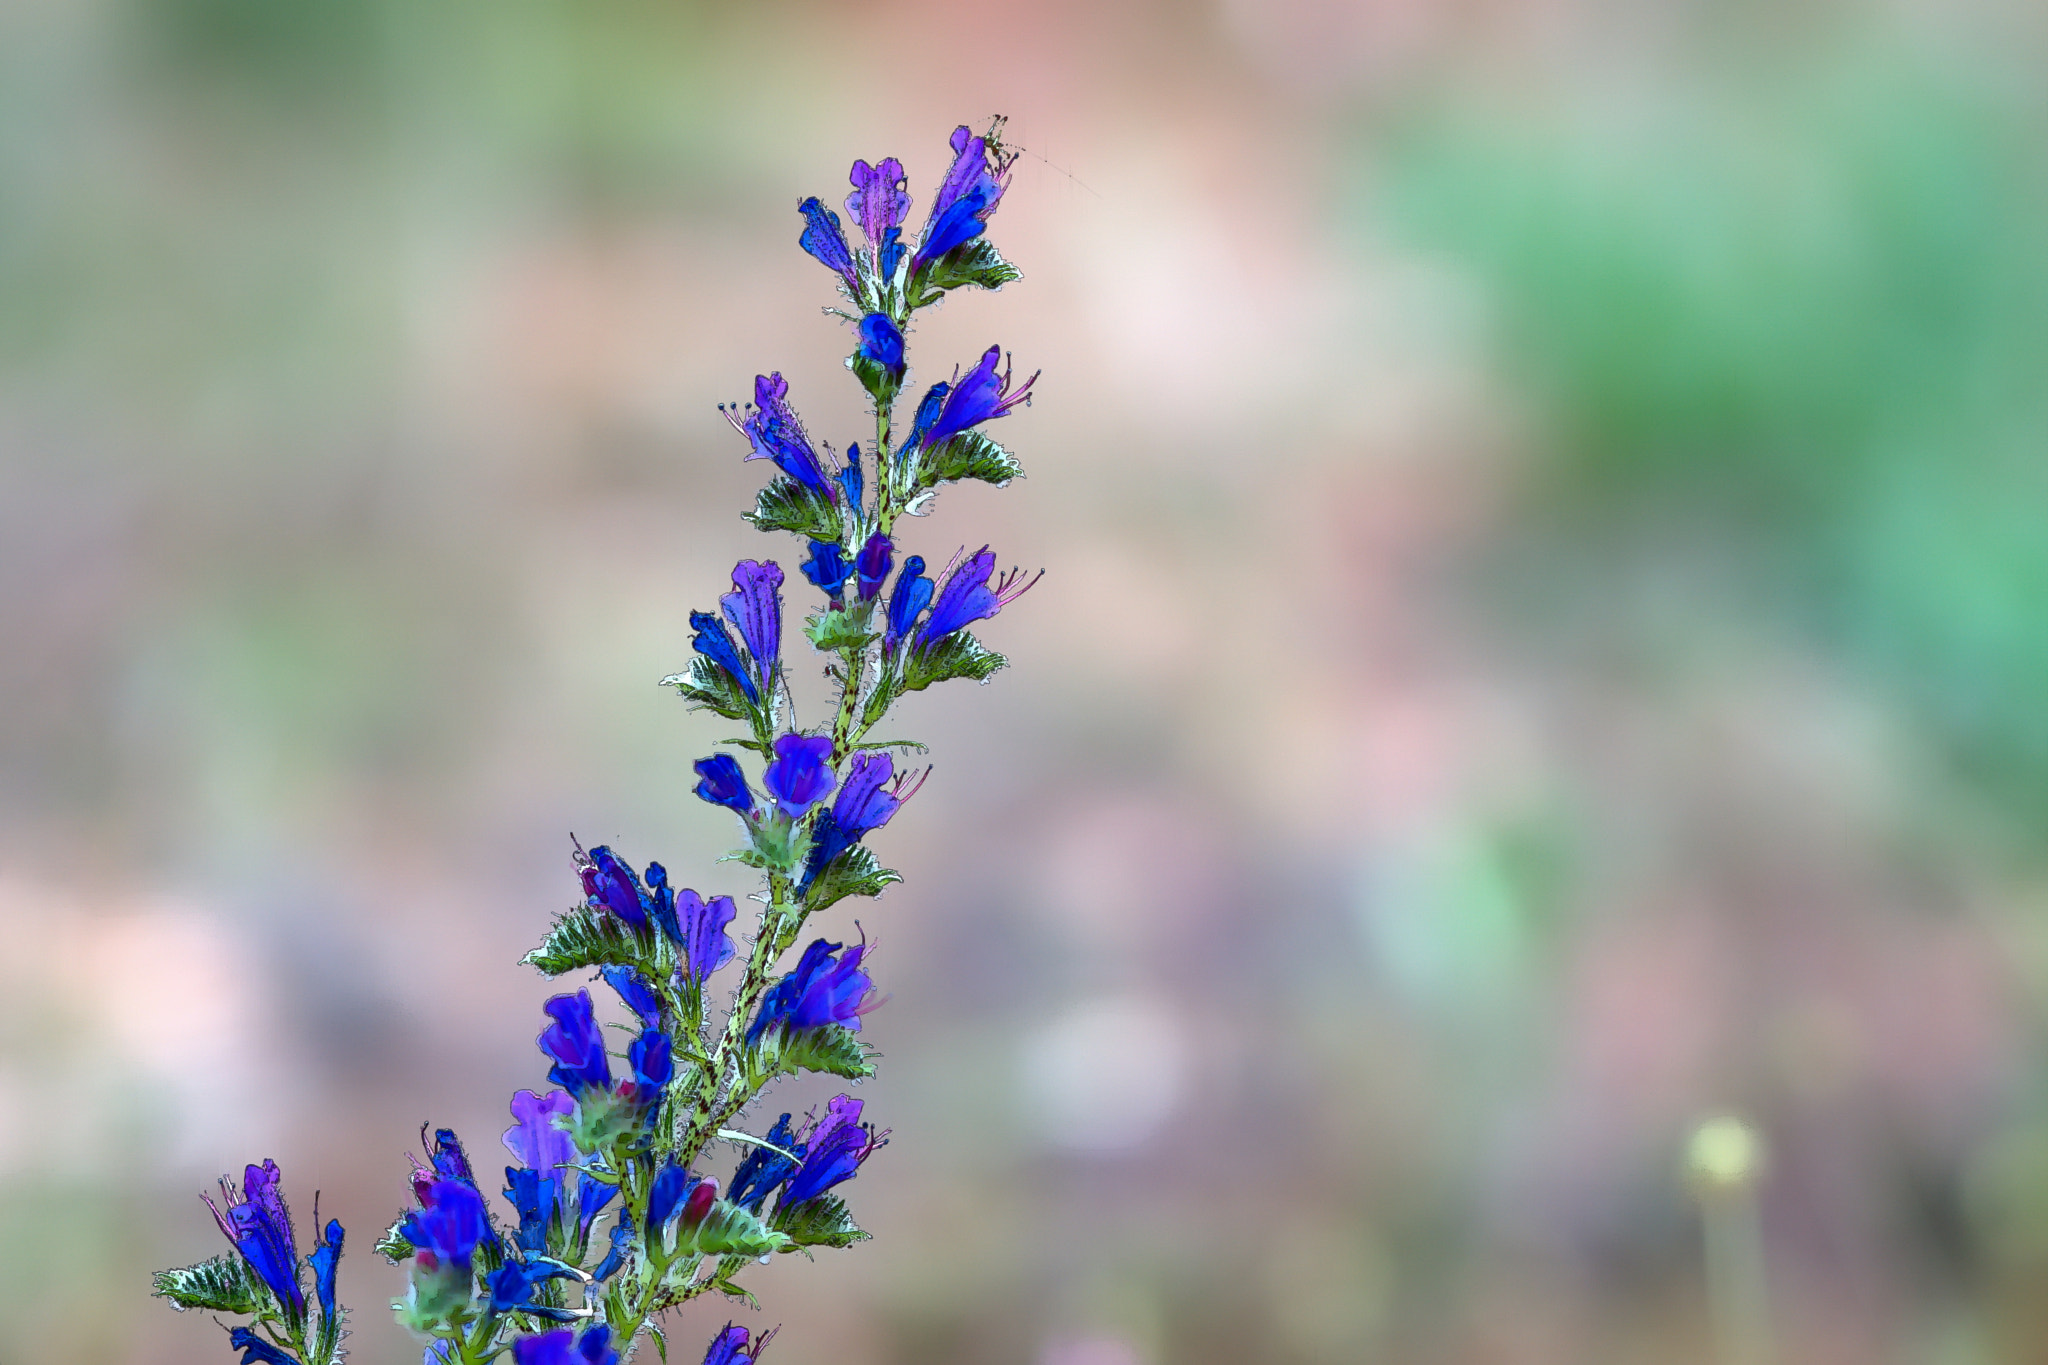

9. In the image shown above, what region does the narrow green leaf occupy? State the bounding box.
[522,904,664,979]
[661,656,756,723]
[676,1199,789,1259]
[770,1194,871,1251]
[745,476,843,542]
[916,431,1024,492]
[776,1025,877,1080]
[803,843,901,913]
[153,1254,269,1314]
[902,631,1006,692]
[908,238,1021,307]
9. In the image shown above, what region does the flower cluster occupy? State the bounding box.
[153,120,1039,1365]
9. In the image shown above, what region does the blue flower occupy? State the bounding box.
[228,1327,303,1365]
[602,965,661,1029]
[800,539,852,600]
[513,1326,620,1365]
[400,1178,490,1276]
[855,533,892,602]
[797,196,856,291]
[676,887,738,985]
[762,733,837,819]
[425,1128,481,1191]
[884,555,933,649]
[693,754,754,815]
[748,937,877,1043]
[724,373,835,498]
[624,1027,673,1107]
[537,991,612,1097]
[780,1095,886,1208]
[503,1166,556,1253]
[801,752,907,886]
[702,1324,774,1365]
[591,1218,633,1282]
[846,158,911,265]
[857,313,905,379]
[839,446,864,508]
[308,1217,343,1330]
[920,346,1036,451]
[912,125,1012,272]
[728,1113,805,1213]
[203,1160,306,1322]
[690,610,757,704]
[918,546,1040,646]
[486,1258,579,1318]
[720,560,784,699]
[901,381,948,456]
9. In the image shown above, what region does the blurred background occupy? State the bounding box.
[4,0,2047,1361]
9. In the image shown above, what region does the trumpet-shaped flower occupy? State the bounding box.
[918,547,1040,646]
[748,938,877,1043]
[694,754,754,815]
[203,1160,306,1321]
[725,374,835,498]
[762,733,836,819]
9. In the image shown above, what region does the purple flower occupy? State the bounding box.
[203,1160,305,1321]
[424,1128,480,1190]
[677,887,738,985]
[702,1324,771,1365]
[694,754,754,815]
[691,610,757,704]
[855,533,893,602]
[912,125,1012,272]
[857,313,905,379]
[846,158,911,260]
[801,539,851,600]
[762,733,837,819]
[728,1113,805,1212]
[748,937,877,1042]
[884,555,933,649]
[504,1088,576,1180]
[400,1178,490,1275]
[917,547,1040,647]
[720,560,784,698]
[724,373,835,498]
[781,1094,886,1207]
[797,196,856,291]
[537,991,612,1097]
[579,845,650,933]
[601,965,662,1028]
[513,1326,620,1365]
[801,753,912,886]
[645,1159,693,1229]
[919,346,1036,451]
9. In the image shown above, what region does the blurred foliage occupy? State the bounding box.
[1380,47,2048,839]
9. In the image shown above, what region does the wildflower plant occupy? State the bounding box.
[151,121,1038,1365]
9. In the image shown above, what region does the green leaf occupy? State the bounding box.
[803,843,901,912]
[771,1193,871,1251]
[806,606,877,652]
[661,656,757,724]
[916,431,1023,492]
[153,1254,269,1314]
[776,1024,876,1080]
[909,238,1021,307]
[676,1199,789,1259]
[522,904,665,979]
[746,476,843,543]
[902,631,1007,692]
[375,1219,415,1263]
